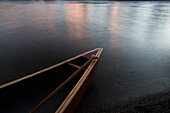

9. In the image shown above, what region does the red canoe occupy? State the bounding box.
[0,48,103,113]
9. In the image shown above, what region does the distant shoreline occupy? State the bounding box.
[0,0,170,1]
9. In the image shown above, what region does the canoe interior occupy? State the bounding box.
[0,56,89,113]
[0,49,99,113]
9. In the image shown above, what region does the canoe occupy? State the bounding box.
[0,48,103,113]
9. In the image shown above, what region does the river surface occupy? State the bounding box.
[0,1,170,112]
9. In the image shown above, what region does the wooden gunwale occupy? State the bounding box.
[0,48,101,89]
[30,55,97,113]
[56,48,103,113]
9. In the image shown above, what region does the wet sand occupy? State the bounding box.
[99,91,170,113]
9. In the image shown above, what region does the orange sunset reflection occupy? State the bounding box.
[109,3,122,49]
[65,4,88,40]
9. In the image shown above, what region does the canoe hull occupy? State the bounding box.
[63,58,100,113]
[0,48,103,113]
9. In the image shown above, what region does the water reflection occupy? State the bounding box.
[109,3,122,49]
[65,4,87,39]
[0,1,170,112]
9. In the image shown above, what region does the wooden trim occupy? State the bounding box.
[68,63,80,69]
[30,55,97,113]
[0,48,100,89]
[56,48,103,113]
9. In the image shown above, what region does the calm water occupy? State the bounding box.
[0,1,170,112]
